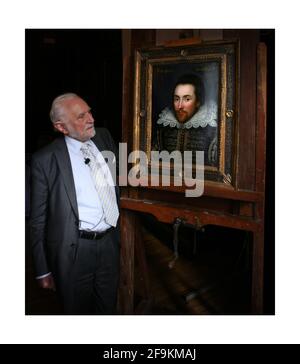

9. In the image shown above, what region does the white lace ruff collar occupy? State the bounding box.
[157,101,218,129]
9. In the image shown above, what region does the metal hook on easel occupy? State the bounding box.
[169,216,204,268]
[193,216,204,255]
[168,217,183,269]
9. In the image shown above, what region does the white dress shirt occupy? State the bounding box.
[65,135,112,232]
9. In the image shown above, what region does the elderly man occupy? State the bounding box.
[29,93,120,314]
[156,74,218,166]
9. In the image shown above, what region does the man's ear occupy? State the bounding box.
[54,121,68,135]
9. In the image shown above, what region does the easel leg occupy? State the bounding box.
[134,215,153,314]
[251,229,264,314]
[118,209,135,314]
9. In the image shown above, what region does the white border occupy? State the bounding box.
[0,0,299,344]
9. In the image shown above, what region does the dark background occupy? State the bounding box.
[25,29,123,154]
[260,29,275,314]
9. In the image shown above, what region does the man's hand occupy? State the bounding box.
[37,274,56,291]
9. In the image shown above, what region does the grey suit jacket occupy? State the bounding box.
[29,128,120,292]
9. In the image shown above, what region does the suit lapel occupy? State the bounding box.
[92,133,106,153]
[53,137,79,220]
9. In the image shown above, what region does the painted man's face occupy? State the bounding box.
[173,84,200,123]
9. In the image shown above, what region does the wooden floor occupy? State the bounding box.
[134,217,251,315]
[26,219,251,315]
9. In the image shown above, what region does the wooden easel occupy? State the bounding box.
[118,30,267,314]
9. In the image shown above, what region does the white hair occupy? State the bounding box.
[49,92,79,124]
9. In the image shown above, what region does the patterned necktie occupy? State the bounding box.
[80,142,119,227]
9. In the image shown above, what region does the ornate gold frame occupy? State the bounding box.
[133,41,238,188]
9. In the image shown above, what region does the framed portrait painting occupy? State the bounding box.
[132,40,239,189]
